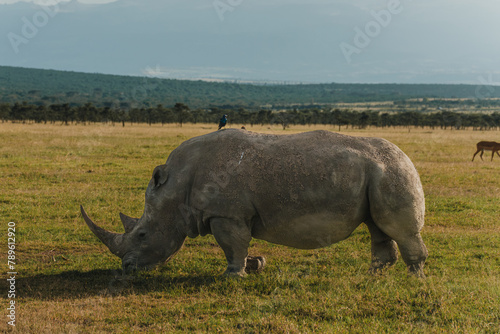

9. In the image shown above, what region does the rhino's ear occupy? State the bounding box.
[119,213,139,233]
[152,165,168,188]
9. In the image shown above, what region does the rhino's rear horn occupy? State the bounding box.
[119,212,139,233]
[80,205,125,258]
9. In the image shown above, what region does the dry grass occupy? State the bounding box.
[1,122,499,333]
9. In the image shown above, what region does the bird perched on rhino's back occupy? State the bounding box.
[218,114,227,130]
[81,129,428,278]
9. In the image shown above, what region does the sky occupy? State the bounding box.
[1,0,500,84]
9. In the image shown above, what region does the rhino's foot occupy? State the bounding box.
[245,256,266,274]
[369,253,398,275]
[407,263,426,279]
[369,262,392,275]
[223,268,247,278]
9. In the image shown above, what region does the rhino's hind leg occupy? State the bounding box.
[365,218,398,273]
[396,233,428,278]
[210,218,252,277]
[368,220,428,278]
[371,218,428,278]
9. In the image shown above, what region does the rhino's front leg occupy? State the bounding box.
[210,218,252,277]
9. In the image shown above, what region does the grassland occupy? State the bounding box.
[1,122,499,333]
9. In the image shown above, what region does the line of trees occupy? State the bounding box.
[1,102,499,130]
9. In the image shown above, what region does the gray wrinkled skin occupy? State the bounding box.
[82,129,428,278]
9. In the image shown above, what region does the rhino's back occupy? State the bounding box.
[176,128,397,181]
[170,129,384,190]
[174,128,392,164]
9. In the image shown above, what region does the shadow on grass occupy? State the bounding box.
[18,269,218,300]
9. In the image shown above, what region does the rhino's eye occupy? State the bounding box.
[138,232,146,238]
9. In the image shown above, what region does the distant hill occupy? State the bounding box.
[0,66,498,109]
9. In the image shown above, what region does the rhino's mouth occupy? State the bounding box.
[122,256,157,275]
[122,258,141,274]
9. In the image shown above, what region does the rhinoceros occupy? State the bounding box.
[81,129,428,278]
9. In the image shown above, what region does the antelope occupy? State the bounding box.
[472,141,500,161]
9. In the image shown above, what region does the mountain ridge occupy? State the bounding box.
[1,65,499,109]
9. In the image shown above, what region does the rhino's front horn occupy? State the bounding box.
[80,205,125,258]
